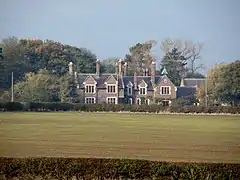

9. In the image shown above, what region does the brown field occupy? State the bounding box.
[0,112,240,163]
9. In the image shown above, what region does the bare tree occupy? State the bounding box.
[160,39,204,76]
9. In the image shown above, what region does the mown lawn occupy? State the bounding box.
[0,112,239,163]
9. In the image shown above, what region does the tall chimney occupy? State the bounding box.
[96,59,100,76]
[124,62,128,76]
[134,72,137,90]
[74,71,78,85]
[145,69,149,76]
[151,61,156,83]
[115,61,119,74]
[118,59,123,76]
[68,62,73,75]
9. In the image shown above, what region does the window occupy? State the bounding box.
[161,86,171,95]
[107,85,116,93]
[107,97,117,104]
[85,97,95,104]
[128,98,132,104]
[139,87,147,95]
[162,100,169,106]
[136,98,141,105]
[85,85,95,93]
[127,87,132,95]
[145,99,150,105]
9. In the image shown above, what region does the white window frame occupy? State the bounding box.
[136,98,141,105]
[139,87,147,95]
[128,98,132,104]
[160,86,171,95]
[85,84,96,94]
[106,97,117,104]
[127,83,133,96]
[85,97,96,104]
[145,99,150,105]
[106,84,117,94]
[138,83,147,95]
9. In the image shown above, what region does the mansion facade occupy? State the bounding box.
[69,59,204,105]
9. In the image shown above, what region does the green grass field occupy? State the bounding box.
[0,112,239,163]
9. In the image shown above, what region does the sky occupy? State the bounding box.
[1,0,239,73]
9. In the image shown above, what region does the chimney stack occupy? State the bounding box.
[115,61,119,74]
[96,59,100,76]
[74,71,78,85]
[151,61,156,82]
[124,62,128,76]
[145,68,149,76]
[68,62,73,75]
[134,72,137,90]
[118,59,123,76]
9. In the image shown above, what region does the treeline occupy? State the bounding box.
[1,102,239,114]
[0,37,97,90]
[0,37,239,106]
[1,157,239,180]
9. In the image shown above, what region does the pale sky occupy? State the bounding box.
[1,0,239,72]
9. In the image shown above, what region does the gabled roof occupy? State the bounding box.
[122,76,162,91]
[104,74,117,83]
[77,74,123,89]
[183,78,206,88]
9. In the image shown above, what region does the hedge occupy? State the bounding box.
[0,158,239,180]
[0,102,240,114]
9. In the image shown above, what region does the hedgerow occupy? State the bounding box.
[0,102,239,114]
[0,158,239,180]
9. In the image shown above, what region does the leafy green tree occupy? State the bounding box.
[161,48,187,85]
[124,40,156,75]
[59,74,79,103]
[0,37,98,91]
[214,61,240,106]
[13,69,60,102]
[100,58,119,73]
[0,37,26,90]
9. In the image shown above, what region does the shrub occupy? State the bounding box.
[0,101,239,114]
[1,102,23,111]
[0,158,239,180]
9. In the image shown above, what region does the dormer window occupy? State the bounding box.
[128,87,132,95]
[107,85,116,93]
[85,85,95,94]
[127,83,133,96]
[139,87,147,95]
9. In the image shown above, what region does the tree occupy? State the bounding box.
[0,37,26,90]
[185,72,205,78]
[214,61,240,106]
[160,39,204,78]
[100,58,119,73]
[206,63,228,103]
[59,74,79,103]
[0,37,98,91]
[207,61,240,106]
[161,47,188,85]
[124,40,156,75]
[13,69,60,102]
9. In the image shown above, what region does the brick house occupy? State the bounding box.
[68,59,190,105]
